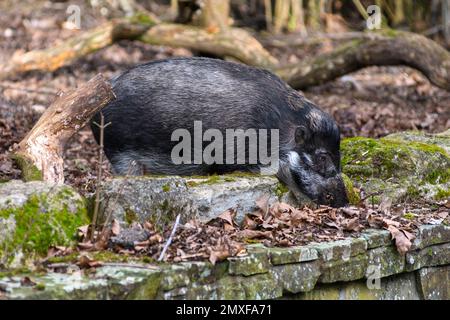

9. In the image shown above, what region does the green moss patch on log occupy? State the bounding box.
[10,154,43,181]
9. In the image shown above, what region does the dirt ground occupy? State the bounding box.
[1,0,449,192]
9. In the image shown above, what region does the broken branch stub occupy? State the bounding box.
[13,74,115,183]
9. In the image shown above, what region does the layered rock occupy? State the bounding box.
[341,131,450,203]
[1,224,449,300]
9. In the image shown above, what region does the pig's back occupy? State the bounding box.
[91,57,292,172]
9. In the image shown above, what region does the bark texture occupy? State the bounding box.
[13,75,115,183]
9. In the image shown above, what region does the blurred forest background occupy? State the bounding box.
[0,0,449,190]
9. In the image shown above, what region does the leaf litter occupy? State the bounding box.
[46,197,449,269]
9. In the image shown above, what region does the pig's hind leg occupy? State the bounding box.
[109,151,145,176]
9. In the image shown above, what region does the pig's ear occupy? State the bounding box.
[295,125,311,145]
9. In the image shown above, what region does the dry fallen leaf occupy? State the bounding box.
[343,217,363,232]
[77,225,89,239]
[382,218,401,228]
[387,225,412,255]
[77,242,94,250]
[207,208,237,230]
[20,277,36,287]
[77,254,103,269]
[143,221,154,231]
[209,249,230,265]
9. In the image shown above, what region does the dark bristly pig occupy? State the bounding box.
[91,57,348,207]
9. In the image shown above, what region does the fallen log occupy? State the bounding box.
[0,13,277,79]
[277,30,450,91]
[1,19,448,91]
[140,24,278,69]
[1,23,115,79]
[12,74,115,183]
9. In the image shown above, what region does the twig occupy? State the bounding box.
[91,112,111,241]
[360,191,383,202]
[99,159,138,237]
[158,214,181,262]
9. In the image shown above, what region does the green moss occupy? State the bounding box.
[403,212,415,220]
[368,195,381,206]
[11,154,43,181]
[406,185,420,198]
[35,283,46,291]
[425,169,450,184]
[341,173,360,205]
[162,184,171,192]
[0,192,88,264]
[127,271,162,299]
[186,172,260,187]
[200,175,221,184]
[125,209,138,225]
[186,174,221,187]
[128,12,157,26]
[0,267,33,278]
[158,199,168,212]
[341,137,450,181]
[91,251,130,263]
[142,256,153,264]
[47,250,157,265]
[275,182,289,199]
[45,252,80,264]
[225,171,260,178]
[435,188,450,200]
[381,28,399,38]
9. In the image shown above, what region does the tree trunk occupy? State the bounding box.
[444,0,450,46]
[13,74,115,183]
[393,0,405,26]
[273,0,290,34]
[196,0,230,30]
[307,0,322,30]
[288,0,307,35]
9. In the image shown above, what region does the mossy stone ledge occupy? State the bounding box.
[1,224,450,300]
[98,175,293,228]
[341,130,450,204]
[0,180,89,268]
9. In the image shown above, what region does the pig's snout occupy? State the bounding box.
[283,151,349,208]
[318,174,349,208]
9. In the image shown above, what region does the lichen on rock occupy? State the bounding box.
[0,180,88,267]
[341,131,450,204]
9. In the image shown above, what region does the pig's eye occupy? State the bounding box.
[319,154,327,163]
[295,125,310,145]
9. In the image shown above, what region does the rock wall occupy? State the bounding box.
[0,130,449,299]
[1,224,449,300]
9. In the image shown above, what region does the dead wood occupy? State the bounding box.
[13,74,115,183]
